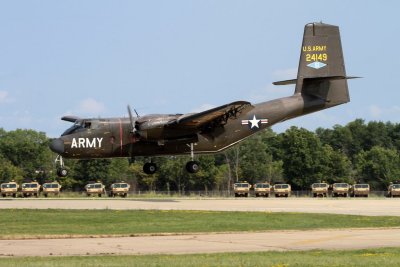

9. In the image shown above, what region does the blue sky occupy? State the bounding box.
[0,0,399,137]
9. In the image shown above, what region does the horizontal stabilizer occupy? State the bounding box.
[274,76,360,86]
[305,76,361,81]
[273,79,297,86]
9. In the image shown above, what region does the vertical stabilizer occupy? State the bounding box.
[295,23,350,106]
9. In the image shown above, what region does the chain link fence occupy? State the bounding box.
[20,189,395,198]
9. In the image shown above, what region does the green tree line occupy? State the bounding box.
[1,119,400,191]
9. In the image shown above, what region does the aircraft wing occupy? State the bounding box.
[167,101,253,131]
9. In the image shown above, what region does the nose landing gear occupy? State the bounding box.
[55,155,68,177]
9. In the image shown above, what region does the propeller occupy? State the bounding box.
[127,105,142,162]
[127,105,137,134]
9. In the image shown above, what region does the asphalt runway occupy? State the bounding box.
[1,198,400,216]
[1,198,400,257]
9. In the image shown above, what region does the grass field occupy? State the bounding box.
[1,209,400,238]
[1,247,400,267]
[2,210,400,266]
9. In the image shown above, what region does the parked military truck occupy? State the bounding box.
[311,183,329,197]
[273,184,291,198]
[42,181,62,197]
[351,184,370,197]
[109,182,130,197]
[21,181,41,197]
[388,184,400,198]
[233,182,251,197]
[1,181,19,198]
[332,183,350,197]
[85,182,105,197]
[254,183,271,197]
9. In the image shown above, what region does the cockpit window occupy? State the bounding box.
[61,119,100,136]
[62,120,84,136]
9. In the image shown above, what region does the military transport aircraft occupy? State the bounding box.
[50,22,356,177]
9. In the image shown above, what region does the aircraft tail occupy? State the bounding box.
[274,22,355,106]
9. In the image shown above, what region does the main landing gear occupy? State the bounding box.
[185,160,200,173]
[142,143,200,175]
[185,143,200,174]
[142,160,200,175]
[143,162,157,175]
[55,155,68,177]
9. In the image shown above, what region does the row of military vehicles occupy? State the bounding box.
[0,181,130,198]
[234,182,400,198]
[234,182,292,198]
[84,182,130,197]
[0,181,61,198]
[2,180,400,198]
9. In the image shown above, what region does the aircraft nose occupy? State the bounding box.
[49,138,65,154]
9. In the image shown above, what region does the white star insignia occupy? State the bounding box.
[241,115,268,130]
[249,115,261,129]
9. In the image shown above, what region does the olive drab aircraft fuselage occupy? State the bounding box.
[50,22,356,176]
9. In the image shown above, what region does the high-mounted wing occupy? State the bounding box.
[167,101,253,131]
[130,101,253,142]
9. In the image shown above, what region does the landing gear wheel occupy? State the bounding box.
[143,162,157,174]
[186,161,200,173]
[57,168,68,177]
[55,155,68,177]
